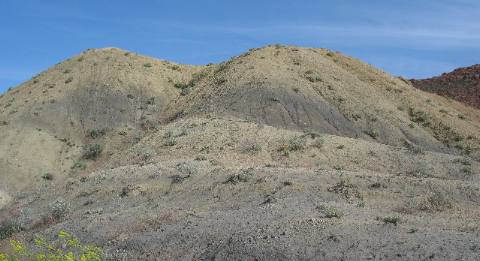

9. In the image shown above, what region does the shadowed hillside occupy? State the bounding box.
[0,47,199,192]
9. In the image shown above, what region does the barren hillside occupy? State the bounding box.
[0,47,199,192]
[1,45,479,260]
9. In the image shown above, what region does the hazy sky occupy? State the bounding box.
[1,0,479,93]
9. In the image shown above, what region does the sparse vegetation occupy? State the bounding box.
[143,63,152,68]
[288,136,306,151]
[365,129,379,139]
[83,144,102,160]
[176,162,197,175]
[88,128,106,139]
[240,141,262,154]
[41,173,53,181]
[64,77,73,84]
[72,161,87,170]
[0,220,23,240]
[328,179,362,202]
[163,137,177,147]
[317,205,343,218]
[49,198,70,220]
[0,230,104,260]
[382,214,400,225]
[277,136,306,156]
[409,108,430,126]
[225,168,254,184]
[408,162,431,178]
[311,137,324,149]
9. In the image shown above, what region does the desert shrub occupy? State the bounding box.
[409,108,430,126]
[83,144,102,160]
[240,141,262,154]
[461,167,473,175]
[163,137,176,147]
[143,63,152,68]
[146,97,155,105]
[317,205,343,218]
[195,155,207,161]
[328,179,362,202]
[305,75,322,83]
[457,114,466,120]
[403,140,424,154]
[64,77,73,84]
[277,144,290,156]
[365,130,379,139]
[311,138,324,149]
[413,192,452,212]
[87,128,106,139]
[136,147,156,162]
[175,162,197,175]
[63,69,71,74]
[408,162,431,178]
[169,65,180,71]
[0,230,103,260]
[0,220,23,240]
[71,161,87,170]
[49,198,70,220]
[41,173,54,181]
[169,175,188,184]
[173,82,193,96]
[288,136,306,151]
[382,214,400,225]
[225,168,255,184]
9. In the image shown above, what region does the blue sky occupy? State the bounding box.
[1,0,479,93]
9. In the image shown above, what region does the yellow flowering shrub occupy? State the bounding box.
[0,231,103,261]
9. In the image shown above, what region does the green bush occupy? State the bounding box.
[0,220,23,241]
[382,214,400,225]
[225,168,255,184]
[288,136,306,151]
[87,129,106,139]
[317,205,343,218]
[83,144,102,160]
[409,108,430,126]
[175,162,197,175]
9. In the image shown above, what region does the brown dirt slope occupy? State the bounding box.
[0,47,199,192]
[411,64,480,109]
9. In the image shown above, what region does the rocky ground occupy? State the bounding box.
[411,64,480,109]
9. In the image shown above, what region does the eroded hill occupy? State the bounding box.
[0,47,199,192]
[0,45,479,260]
